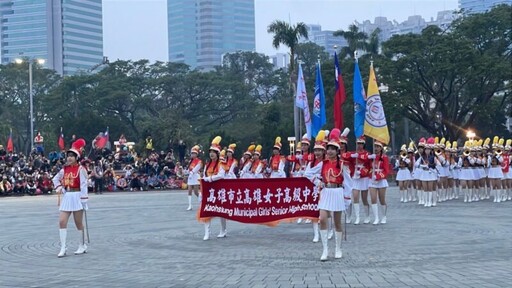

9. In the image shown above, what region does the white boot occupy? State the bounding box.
[217,218,227,238]
[418,190,424,205]
[203,222,210,241]
[497,189,501,203]
[432,191,438,207]
[187,195,192,210]
[363,205,371,224]
[58,229,67,258]
[320,230,328,261]
[371,204,379,225]
[492,188,497,202]
[380,205,387,224]
[400,190,404,202]
[74,230,87,255]
[312,222,319,243]
[353,203,360,225]
[334,232,343,259]
[424,192,429,207]
[297,218,303,224]
[345,205,352,224]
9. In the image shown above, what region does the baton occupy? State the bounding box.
[84,208,90,243]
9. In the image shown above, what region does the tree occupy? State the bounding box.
[333,24,368,59]
[267,20,309,141]
[295,42,330,77]
[381,5,512,140]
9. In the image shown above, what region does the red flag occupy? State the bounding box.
[95,127,109,149]
[6,129,13,153]
[58,128,65,151]
[333,52,347,129]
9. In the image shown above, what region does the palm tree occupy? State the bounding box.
[333,24,368,59]
[267,20,309,140]
[267,20,309,75]
[366,28,381,55]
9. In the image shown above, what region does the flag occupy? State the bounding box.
[333,52,347,129]
[295,64,312,139]
[353,59,366,138]
[364,63,390,144]
[96,127,109,149]
[58,127,65,151]
[311,62,326,138]
[6,129,13,153]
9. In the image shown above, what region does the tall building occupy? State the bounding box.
[0,0,103,75]
[301,24,348,57]
[459,0,512,14]
[168,0,256,70]
[356,10,457,43]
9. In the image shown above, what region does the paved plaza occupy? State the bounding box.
[1,187,511,288]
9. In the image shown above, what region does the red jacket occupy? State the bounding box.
[372,154,390,180]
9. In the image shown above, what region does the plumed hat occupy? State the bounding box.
[314,131,326,150]
[209,136,222,153]
[327,128,341,149]
[68,138,86,158]
[273,137,282,150]
[227,143,236,153]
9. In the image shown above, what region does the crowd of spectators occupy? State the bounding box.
[0,137,189,198]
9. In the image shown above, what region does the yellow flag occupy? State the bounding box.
[363,64,390,144]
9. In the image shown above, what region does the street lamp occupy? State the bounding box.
[15,57,45,153]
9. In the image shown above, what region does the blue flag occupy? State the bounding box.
[353,60,366,138]
[312,63,326,138]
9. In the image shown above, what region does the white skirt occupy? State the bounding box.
[396,169,412,181]
[504,170,512,179]
[352,177,369,191]
[59,192,83,212]
[369,179,389,188]
[318,187,345,212]
[420,169,437,181]
[487,167,504,179]
[413,168,423,180]
[187,173,200,185]
[459,168,475,181]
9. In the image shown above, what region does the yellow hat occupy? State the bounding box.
[190,145,201,154]
[314,131,326,150]
[227,143,236,153]
[209,136,222,153]
[273,137,282,150]
[400,144,407,152]
[254,145,263,156]
[244,144,255,156]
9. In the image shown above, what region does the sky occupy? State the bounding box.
[103,0,459,62]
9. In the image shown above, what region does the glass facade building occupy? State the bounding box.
[459,0,511,13]
[0,0,103,75]
[168,0,255,70]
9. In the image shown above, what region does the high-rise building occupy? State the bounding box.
[168,0,256,70]
[459,0,511,14]
[0,0,103,75]
[300,24,348,57]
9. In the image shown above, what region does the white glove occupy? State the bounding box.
[355,170,361,176]
[81,201,88,211]
[368,154,377,160]
[204,177,211,183]
[350,153,359,158]
[265,167,271,173]
[295,154,303,160]
[371,175,377,181]
[56,187,65,194]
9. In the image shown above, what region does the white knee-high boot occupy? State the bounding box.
[203,222,211,240]
[353,203,361,225]
[363,205,371,224]
[312,222,319,242]
[74,229,87,255]
[371,204,379,225]
[400,189,404,202]
[217,218,227,238]
[432,191,438,206]
[380,205,387,224]
[418,189,424,205]
[320,230,328,261]
[187,195,192,210]
[58,228,67,258]
[334,231,343,259]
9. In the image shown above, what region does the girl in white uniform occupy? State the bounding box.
[52,139,88,258]
[186,145,202,210]
[395,144,412,203]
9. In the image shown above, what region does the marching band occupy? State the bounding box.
[181,132,512,261]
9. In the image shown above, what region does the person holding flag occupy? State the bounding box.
[364,62,391,224]
[333,51,347,130]
[296,63,312,140]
